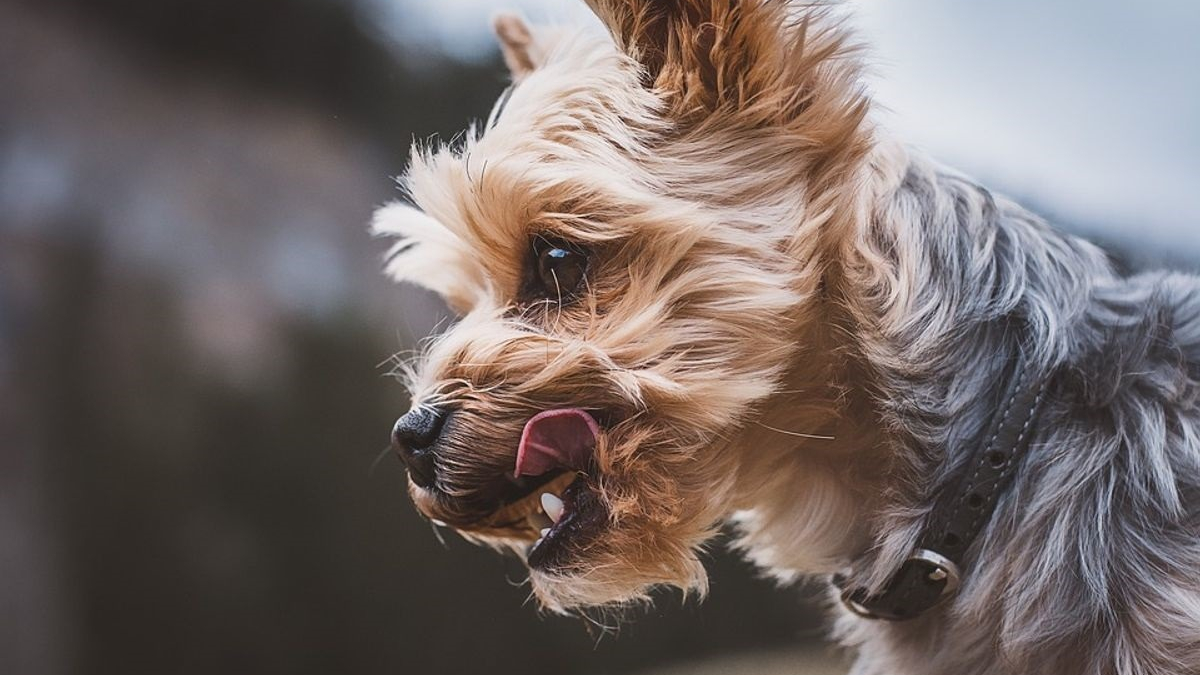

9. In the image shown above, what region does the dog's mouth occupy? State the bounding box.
[466,408,608,570]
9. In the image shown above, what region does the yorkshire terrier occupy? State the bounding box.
[372,2,1200,673]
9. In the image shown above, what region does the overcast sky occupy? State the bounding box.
[371,0,1200,259]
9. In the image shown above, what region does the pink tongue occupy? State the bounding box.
[514,409,600,477]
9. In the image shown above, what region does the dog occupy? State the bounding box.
[371,2,1200,673]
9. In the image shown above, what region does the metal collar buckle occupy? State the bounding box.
[839,549,962,620]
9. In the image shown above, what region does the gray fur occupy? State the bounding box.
[836,153,1200,675]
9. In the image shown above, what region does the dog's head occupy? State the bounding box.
[374,0,870,611]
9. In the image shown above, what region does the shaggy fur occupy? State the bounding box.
[372,2,1200,673]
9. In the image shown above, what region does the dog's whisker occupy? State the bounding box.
[755,421,836,441]
[428,521,448,549]
[368,444,395,477]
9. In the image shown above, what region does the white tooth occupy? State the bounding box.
[541,493,564,523]
[539,528,551,538]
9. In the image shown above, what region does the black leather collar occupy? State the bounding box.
[835,346,1054,621]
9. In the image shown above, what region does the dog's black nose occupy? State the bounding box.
[392,406,448,488]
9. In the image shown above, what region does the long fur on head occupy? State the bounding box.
[374,0,873,612]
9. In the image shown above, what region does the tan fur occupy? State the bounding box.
[374,1,884,612]
[373,0,890,613]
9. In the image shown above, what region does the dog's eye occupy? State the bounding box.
[532,236,588,300]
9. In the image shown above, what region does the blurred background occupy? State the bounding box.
[1,0,1196,674]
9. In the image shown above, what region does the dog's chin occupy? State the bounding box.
[525,515,711,612]
[440,470,612,574]
[499,477,711,613]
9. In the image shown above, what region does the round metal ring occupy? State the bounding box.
[839,588,885,620]
[909,548,962,597]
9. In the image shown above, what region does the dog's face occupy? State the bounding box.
[374,0,868,611]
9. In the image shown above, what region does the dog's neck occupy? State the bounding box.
[731,137,1103,591]
[729,306,888,576]
[725,141,903,576]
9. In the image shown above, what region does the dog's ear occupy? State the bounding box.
[584,0,863,124]
[493,13,549,82]
[372,203,485,314]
